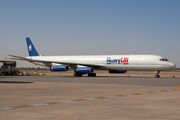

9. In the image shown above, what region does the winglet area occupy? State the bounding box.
[26,37,40,56]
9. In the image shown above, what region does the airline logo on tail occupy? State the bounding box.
[28,45,32,51]
[106,57,129,64]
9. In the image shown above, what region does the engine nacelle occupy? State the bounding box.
[75,67,94,73]
[50,65,69,71]
[109,70,127,73]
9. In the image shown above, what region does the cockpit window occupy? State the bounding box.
[160,58,169,61]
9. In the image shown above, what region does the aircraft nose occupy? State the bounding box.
[170,63,176,69]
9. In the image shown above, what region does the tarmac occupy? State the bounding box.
[0,71,180,120]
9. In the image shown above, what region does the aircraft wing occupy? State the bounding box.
[9,55,103,68]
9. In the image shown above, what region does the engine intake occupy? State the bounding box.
[50,65,69,71]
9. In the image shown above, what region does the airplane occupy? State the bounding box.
[9,37,176,78]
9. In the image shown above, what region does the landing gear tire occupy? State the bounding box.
[74,73,82,77]
[3,73,7,76]
[155,75,160,78]
[154,71,160,78]
[88,73,96,77]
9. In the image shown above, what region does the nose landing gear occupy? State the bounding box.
[155,71,160,78]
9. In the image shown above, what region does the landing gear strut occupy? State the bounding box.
[155,71,160,78]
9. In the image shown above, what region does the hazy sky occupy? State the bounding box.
[0,0,180,67]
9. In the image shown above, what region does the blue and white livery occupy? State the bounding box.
[9,37,176,78]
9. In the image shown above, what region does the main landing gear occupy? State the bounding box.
[155,71,160,78]
[73,73,96,77]
[74,73,82,77]
[88,73,96,77]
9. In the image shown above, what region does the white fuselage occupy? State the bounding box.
[27,55,176,71]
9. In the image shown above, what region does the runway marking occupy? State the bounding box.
[73,99,86,101]
[0,88,179,111]
[11,105,32,109]
[96,97,108,99]
[31,104,46,107]
[116,95,126,97]
[46,102,62,105]
[161,90,168,92]
[148,92,155,93]
[133,93,142,95]
[125,94,133,96]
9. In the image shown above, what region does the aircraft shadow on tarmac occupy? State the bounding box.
[0,81,34,84]
[54,76,147,78]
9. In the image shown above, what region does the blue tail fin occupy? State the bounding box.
[26,37,40,56]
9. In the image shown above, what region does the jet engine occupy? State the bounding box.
[75,67,94,73]
[109,70,127,73]
[50,65,69,71]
